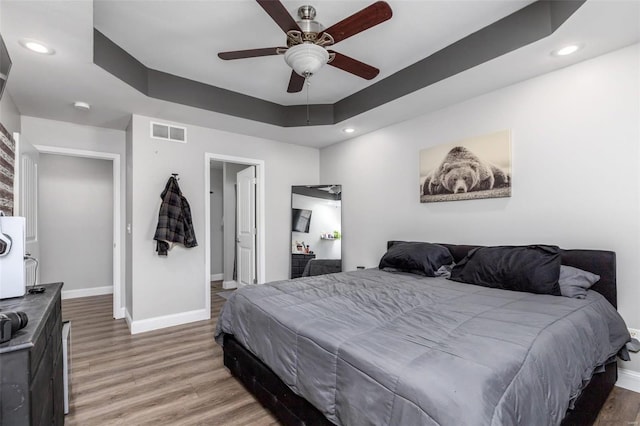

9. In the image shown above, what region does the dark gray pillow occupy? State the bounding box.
[559,265,600,299]
[449,245,562,295]
[379,242,453,277]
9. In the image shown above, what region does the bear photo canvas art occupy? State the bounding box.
[420,130,511,203]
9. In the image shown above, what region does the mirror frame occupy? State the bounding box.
[290,185,342,279]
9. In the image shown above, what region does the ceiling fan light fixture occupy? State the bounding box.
[284,43,329,77]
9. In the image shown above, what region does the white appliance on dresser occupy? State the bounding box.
[0,215,26,299]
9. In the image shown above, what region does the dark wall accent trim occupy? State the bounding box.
[93,0,584,128]
[147,69,287,125]
[94,30,148,94]
[282,103,335,127]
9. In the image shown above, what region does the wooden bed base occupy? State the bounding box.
[223,243,620,425]
[224,333,333,426]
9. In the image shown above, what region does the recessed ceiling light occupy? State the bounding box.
[19,39,55,55]
[343,128,355,134]
[552,44,581,57]
[73,101,91,111]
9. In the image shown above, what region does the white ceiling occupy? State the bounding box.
[1,0,639,148]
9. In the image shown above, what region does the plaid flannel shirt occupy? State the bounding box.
[153,176,197,255]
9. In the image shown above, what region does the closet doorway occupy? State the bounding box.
[204,154,265,311]
[35,145,122,319]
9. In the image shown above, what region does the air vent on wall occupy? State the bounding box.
[150,121,187,143]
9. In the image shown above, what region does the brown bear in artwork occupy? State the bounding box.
[424,146,509,195]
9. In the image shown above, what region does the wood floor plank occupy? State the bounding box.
[594,386,640,425]
[62,282,640,425]
[62,283,278,425]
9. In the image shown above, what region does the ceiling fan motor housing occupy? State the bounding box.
[297,5,323,33]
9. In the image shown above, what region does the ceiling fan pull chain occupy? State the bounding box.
[306,75,310,125]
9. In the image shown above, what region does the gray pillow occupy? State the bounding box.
[559,265,600,299]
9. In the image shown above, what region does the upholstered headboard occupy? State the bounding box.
[386,241,617,308]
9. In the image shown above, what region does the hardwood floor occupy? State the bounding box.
[595,386,640,425]
[62,282,277,426]
[62,283,640,425]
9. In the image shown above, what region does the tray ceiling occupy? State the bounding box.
[1,1,638,147]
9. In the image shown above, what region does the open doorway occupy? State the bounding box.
[34,145,122,319]
[204,153,265,311]
[39,155,112,294]
[210,162,254,289]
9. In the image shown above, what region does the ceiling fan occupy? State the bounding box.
[218,0,393,93]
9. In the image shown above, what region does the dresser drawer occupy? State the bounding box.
[30,298,61,374]
[291,254,316,278]
[30,335,53,424]
[0,283,64,426]
[33,312,63,426]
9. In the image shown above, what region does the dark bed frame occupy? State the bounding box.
[222,243,619,426]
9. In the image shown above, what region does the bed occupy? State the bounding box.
[302,258,342,277]
[215,242,629,425]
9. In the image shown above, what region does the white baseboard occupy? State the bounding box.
[125,309,133,331]
[114,307,125,320]
[62,286,113,300]
[128,308,210,335]
[210,273,223,281]
[617,368,640,393]
[223,280,237,290]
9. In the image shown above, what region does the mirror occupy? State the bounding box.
[291,185,341,279]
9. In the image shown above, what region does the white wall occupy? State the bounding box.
[39,154,113,293]
[128,114,319,322]
[0,91,21,135]
[321,45,640,372]
[291,193,341,260]
[210,166,223,277]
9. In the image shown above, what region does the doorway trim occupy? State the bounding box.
[204,153,265,314]
[34,145,123,319]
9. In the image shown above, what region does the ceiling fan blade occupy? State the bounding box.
[321,1,392,44]
[328,51,379,80]
[287,71,305,93]
[256,0,301,33]
[218,47,285,60]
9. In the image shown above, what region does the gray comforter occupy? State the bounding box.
[215,269,629,425]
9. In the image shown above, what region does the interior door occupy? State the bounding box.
[236,166,256,287]
[13,132,39,286]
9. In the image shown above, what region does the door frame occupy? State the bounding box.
[34,145,123,319]
[204,153,265,312]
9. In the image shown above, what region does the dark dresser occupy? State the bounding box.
[291,253,316,279]
[0,282,64,425]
